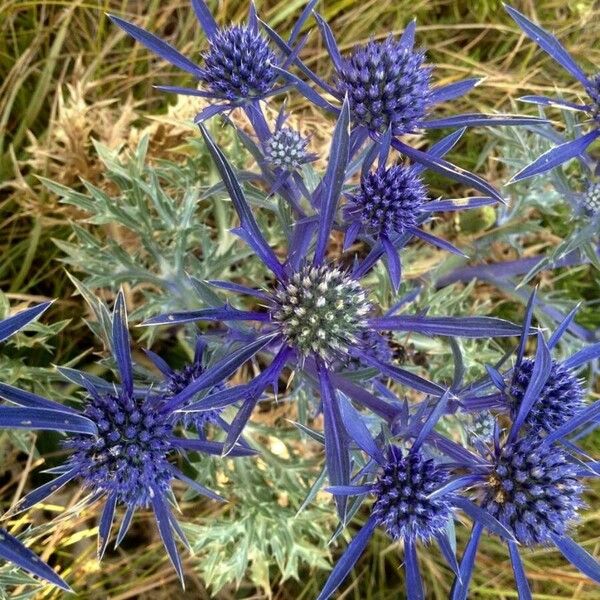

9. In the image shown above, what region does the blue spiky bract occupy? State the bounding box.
[509,358,585,433]
[346,165,427,237]
[200,26,277,101]
[483,435,583,546]
[337,36,432,134]
[372,446,452,542]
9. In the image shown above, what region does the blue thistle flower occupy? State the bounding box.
[343,137,497,287]
[0,301,73,591]
[108,1,312,123]
[581,181,600,217]
[336,36,433,135]
[482,435,584,546]
[371,445,453,542]
[460,290,600,434]
[0,291,255,585]
[199,25,277,102]
[450,317,600,599]
[141,103,524,521]
[509,357,585,433]
[144,337,224,435]
[264,126,313,172]
[346,164,426,237]
[505,4,600,182]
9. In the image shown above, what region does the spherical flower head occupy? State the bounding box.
[200,26,277,101]
[582,181,600,217]
[510,358,585,433]
[264,127,310,171]
[346,165,427,237]
[483,436,584,546]
[271,264,371,360]
[337,36,433,134]
[67,391,173,507]
[165,362,222,429]
[372,446,452,542]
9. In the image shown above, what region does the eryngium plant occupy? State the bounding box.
[1,1,599,597]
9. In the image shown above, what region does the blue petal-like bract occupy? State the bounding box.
[504,4,590,87]
[0,529,71,591]
[509,130,600,182]
[314,97,351,264]
[0,407,97,435]
[508,541,532,600]
[550,534,600,584]
[108,15,203,77]
[404,539,424,600]
[316,517,378,600]
[112,290,133,397]
[0,301,52,342]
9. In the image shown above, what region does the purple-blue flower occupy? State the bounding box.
[0,301,73,591]
[505,4,600,182]
[108,0,312,123]
[144,336,226,436]
[343,131,497,288]
[449,309,600,598]
[0,291,255,585]
[460,290,600,434]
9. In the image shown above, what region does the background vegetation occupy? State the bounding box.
[0,0,599,598]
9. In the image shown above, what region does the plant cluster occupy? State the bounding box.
[0,2,599,598]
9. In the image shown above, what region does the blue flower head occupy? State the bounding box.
[200,24,277,102]
[316,391,519,600]
[346,164,426,237]
[482,435,583,546]
[108,1,313,122]
[264,125,314,172]
[0,301,72,591]
[0,291,255,586]
[466,290,600,434]
[579,181,600,218]
[337,36,433,135]
[343,137,496,274]
[371,445,453,542]
[145,336,223,434]
[505,4,600,182]
[451,307,600,599]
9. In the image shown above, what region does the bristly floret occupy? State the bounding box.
[271,264,371,360]
[337,36,433,134]
[582,181,600,216]
[264,127,311,171]
[483,436,583,546]
[200,26,277,101]
[372,446,453,542]
[345,165,427,236]
[509,358,585,433]
[66,392,173,507]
